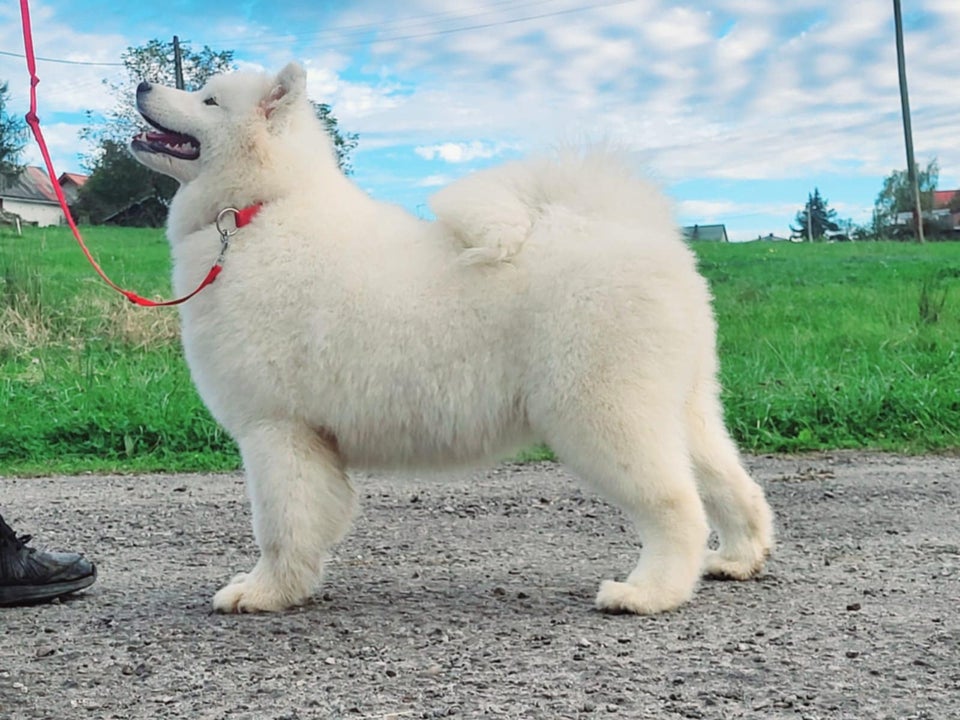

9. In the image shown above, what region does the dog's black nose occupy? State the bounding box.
[136,81,151,96]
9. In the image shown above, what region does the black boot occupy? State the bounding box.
[0,514,97,606]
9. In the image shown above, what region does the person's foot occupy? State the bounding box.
[0,516,97,606]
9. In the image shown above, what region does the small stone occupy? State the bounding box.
[846,602,861,611]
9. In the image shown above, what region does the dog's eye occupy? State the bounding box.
[203,97,219,107]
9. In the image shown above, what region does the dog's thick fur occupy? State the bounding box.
[131,63,774,615]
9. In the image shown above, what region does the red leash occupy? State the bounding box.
[17,0,257,306]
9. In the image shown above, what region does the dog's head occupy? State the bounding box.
[130,62,310,185]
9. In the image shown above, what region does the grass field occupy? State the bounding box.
[2,224,959,476]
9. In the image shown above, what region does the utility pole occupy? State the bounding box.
[806,194,813,242]
[173,35,185,90]
[893,0,924,243]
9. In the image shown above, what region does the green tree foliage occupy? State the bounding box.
[790,188,841,241]
[73,140,176,225]
[0,81,27,175]
[311,101,359,175]
[873,158,939,235]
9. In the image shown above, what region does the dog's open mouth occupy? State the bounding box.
[132,114,200,160]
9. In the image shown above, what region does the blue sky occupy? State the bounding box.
[2,0,959,240]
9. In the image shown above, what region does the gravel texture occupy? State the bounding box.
[1,452,958,719]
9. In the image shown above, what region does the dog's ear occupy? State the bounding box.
[261,62,306,119]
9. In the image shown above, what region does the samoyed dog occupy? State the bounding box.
[131,62,773,615]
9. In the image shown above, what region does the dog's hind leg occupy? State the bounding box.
[540,392,710,615]
[212,423,356,613]
[686,377,774,580]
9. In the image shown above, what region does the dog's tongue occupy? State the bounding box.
[133,129,200,160]
[143,130,191,146]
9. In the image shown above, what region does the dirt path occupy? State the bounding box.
[1,452,958,719]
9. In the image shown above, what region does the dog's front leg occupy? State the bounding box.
[212,422,356,613]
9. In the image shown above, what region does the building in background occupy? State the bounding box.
[0,167,88,229]
[59,172,88,206]
[893,189,960,235]
[682,224,729,243]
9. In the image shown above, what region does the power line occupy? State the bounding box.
[0,49,123,67]
[0,0,638,64]
[235,0,639,49]
[226,0,560,44]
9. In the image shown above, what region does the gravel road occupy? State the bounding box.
[1,452,958,719]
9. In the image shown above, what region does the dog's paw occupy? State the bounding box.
[594,579,692,615]
[212,572,302,613]
[703,548,769,580]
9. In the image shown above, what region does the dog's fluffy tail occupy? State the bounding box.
[429,147,668,266]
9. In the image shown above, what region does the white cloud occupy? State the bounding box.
[678,198,799,222]
[416,174,450,188]
[414,141,504,163]
[0,3,126,115]
[20,122,88,174]
[643,6,714,51]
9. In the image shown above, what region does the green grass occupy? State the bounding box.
[2,225,959,476]
[1,225,239,475]
[697,241,960,452]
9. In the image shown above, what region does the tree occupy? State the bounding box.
[80,41,359,225]
[791,188,841,241]
[873,158,939,237]
[311,101,359,176]
[0,81,27,175]
[73,140,177,225]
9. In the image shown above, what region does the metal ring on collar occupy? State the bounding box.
[216,207,241,237]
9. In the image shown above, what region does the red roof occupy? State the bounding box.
[59,172,88,188]
[24,166,59,203]
[933,189,958,209]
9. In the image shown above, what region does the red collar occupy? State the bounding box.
[126,202,264,307]
[235,203,263,228]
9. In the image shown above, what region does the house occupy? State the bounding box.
[894,188,960,233]
[59,172,88,205]
[0,166,88,228]
[754,232,791,242]
[0,166,61,227]
[682,224,729,243]
[932,189,960,230]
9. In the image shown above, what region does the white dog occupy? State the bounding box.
[131,62,774,615]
